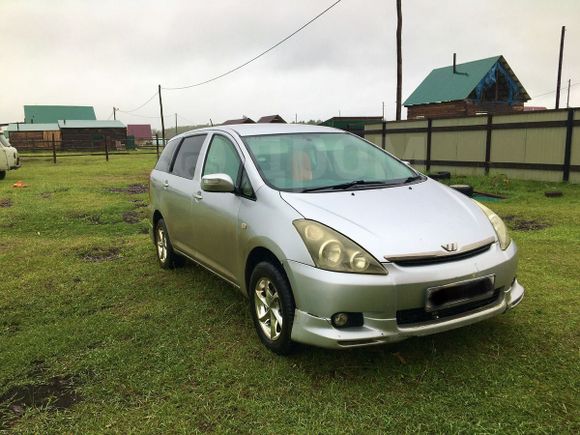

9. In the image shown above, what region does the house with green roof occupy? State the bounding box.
[6,106,126,150]
[404,56,530,119]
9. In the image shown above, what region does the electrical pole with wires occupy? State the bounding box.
[555,25,566,109]
[113,107,117,120]
[395,0,402,121]
[158,85,166,146]
[566,78,571,108]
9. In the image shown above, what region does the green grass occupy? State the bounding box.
[0,156,579,433]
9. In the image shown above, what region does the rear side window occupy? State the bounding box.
[172,134,207,179]
[155,138,180,172]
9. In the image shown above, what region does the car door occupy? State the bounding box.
[161,134,208,256]
[190,133,244,283]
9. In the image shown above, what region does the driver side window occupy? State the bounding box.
[202,134,242,183]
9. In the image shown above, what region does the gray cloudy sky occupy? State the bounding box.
[2,0,579,128]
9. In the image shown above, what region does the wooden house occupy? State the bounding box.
[257,115,286,123]
[58,120,126,150]
[5,123,60,149]
[404,56,530,119]
[222,117,255,125]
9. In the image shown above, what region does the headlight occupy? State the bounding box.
[293,220,387,275]
[475,201,511,250]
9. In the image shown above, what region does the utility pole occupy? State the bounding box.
[175,113,178,137]
[395,0,402,120]
[555,25,566,109]
[158,84,166,146]
[566,78,571,108]
[382,101,385,120]
[113,107,117,120]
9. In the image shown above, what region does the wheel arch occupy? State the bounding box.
[245,246,288,297]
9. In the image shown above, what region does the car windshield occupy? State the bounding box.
[243,132,420,192]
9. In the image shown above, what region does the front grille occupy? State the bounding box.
[396,288,502,325]
[392,243,491,267]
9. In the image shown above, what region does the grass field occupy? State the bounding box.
[0,155,579,433]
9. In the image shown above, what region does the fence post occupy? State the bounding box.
[51,133,56,164]
[484,114,493,175]
[105,136,109,162]
[155,133,160,158]
[426,119,432,172]
[563,108,574,182]
[381,121,386,150]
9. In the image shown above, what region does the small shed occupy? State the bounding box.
[404,55,530,119]
[5,123,60,149]
[127,124,153,145]
[257,115,286,123]
[222,117,255,125]
[58,120,126,150]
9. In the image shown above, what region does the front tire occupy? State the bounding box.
[249,262,296,355]
[154,218,183,269]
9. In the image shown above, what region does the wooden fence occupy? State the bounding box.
[361,108,579,183]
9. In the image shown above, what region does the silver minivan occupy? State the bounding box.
[149,124,524,354]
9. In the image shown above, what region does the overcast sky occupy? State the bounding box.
[2,0,579,129]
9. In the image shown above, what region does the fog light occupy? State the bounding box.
[332,312,349,327]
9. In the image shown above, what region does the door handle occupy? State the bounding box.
[163,180,169,190]
[193,191,203,201]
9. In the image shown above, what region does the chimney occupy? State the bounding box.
[453,53,457,74]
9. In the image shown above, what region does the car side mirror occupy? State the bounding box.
[201,173,235,193]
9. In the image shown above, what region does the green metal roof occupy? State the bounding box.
[5,123,59,132]
[404,56,529,106]
[24,105,96,123]
[57,120,125,129]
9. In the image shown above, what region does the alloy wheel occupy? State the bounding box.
[254,278,283,340]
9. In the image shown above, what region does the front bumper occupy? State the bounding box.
[283,241,524,349]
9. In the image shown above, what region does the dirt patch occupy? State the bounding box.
[0,375,81,427]
[503,215,550,231]
[40,192,53,199]
[122,211,140,224]
[70,212,102,225]
[79,246,122,262]
[0,198,12,208]
[109,184,148,194]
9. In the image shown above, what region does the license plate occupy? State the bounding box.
[425,275,495,312]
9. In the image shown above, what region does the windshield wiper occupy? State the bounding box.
[301,180,389,193]
[402,174,422,184]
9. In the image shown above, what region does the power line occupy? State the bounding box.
[532,82,579,99]
[118,91,159,113]
[162,0,343,91]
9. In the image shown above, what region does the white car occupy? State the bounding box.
[0,131,20,179]
[149,124,524,354]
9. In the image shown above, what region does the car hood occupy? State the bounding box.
[279,179,496,261]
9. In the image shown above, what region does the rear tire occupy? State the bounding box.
[249,262,296,355]
[154,218,184,269]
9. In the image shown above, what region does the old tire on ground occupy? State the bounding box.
[428,171,451,181]
[450,184,474,197]
[249,262,296,355]
[154,218,184,269]
[0,171,6,180]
